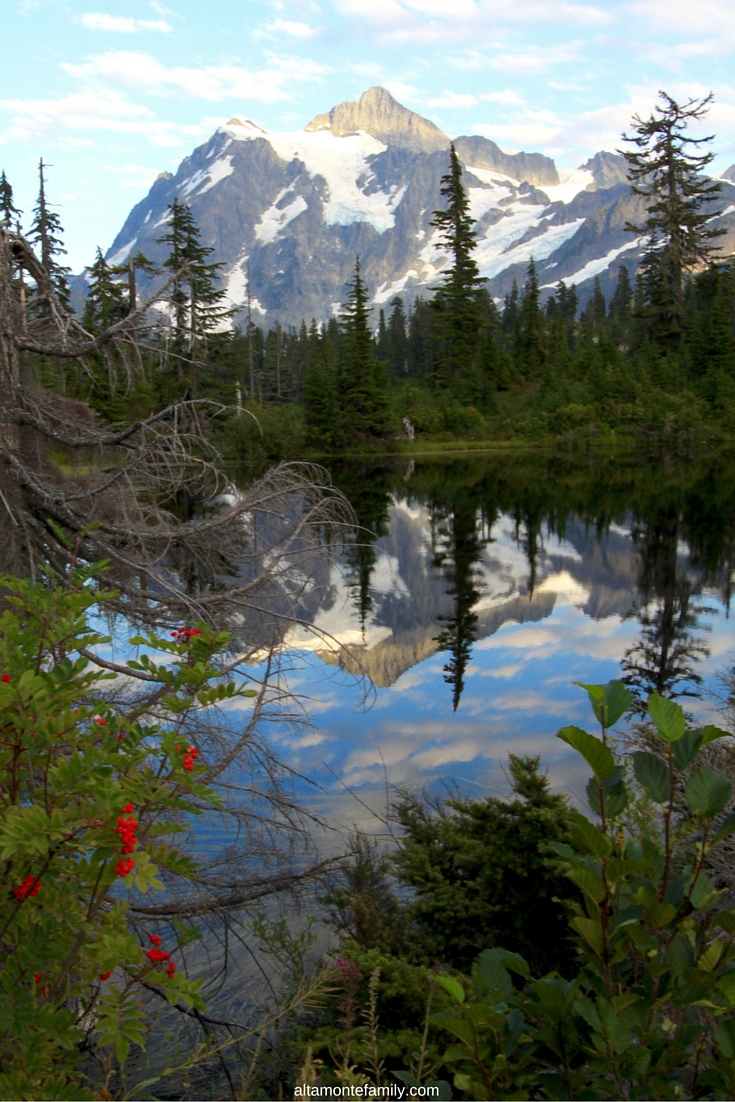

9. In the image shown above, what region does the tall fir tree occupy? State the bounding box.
[302,324,340,445]
[518,259,545,377]
[0,171,22,227]
[430,145,486,396]
[609,264,633,346]
[29,159,70,309]
[82,249,127,335]
[621,91,724,345]
[158,198,231,397]
[337,256,389,440]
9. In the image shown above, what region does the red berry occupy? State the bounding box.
[2,674,10,683]
[99,971,112,981]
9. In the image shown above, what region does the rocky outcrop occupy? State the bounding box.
[305,85,450,155]
[454,135,559,188]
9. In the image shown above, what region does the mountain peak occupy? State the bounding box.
[305,86,450,154]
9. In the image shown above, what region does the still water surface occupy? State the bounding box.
[254,448,735,821]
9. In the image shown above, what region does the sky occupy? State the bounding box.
[4,0,735,272]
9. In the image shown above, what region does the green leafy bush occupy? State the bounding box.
[420,681,735,1100]
[0,566,254,1098]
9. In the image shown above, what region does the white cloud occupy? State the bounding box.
[80,12,172,32]
[61,50,327,102]
[256,18,319,38]
[115,162,161,187]
[488,43,582,74]
[0,88,205,146]
[481,89,525,105]
[383,79,421,101]
[427,90,478,109]
[629,0,735,39]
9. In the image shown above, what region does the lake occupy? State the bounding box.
[240,446,735,828]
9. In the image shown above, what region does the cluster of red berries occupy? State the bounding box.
[115,803,137,877]
[174,743,199,771]
[13,874,41,901]
[145,934,176,978]
[33,972,50,996]
[171,627,202,643]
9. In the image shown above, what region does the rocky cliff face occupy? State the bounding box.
[95,87,735,328]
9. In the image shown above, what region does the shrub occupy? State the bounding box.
[422,681,735,1100]
[0,566,252,1097]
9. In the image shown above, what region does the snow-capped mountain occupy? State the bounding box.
[99,86,735,327]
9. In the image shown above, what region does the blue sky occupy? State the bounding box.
[4,0,735,271]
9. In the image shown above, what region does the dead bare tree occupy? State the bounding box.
[1,224,363,1093]
[0,225,354,629]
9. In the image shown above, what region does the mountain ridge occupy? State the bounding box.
[87,87,735,328]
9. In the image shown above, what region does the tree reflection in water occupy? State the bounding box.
[325,448,735,711]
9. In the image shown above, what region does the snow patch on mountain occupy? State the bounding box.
[468,183,515,221]
[107,237,137,266]
[544,238,641,288]
[468,167,520,189]
[477,217,585,280]
[541,168,594,204]
[374,269,419,305]
[256,194,308,244]
[224,122,408,233]
[180,155,233,199]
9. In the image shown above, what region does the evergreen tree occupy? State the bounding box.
[609,264,633,346]
[158,198,231,396]
[82,249,127,335]
[407,297,434,378]
[501,280,522,366]
[621,91,724,345]
[0,171,22,227]
[338,257,389,439]
[302,325,340,446]
[432,492,484,711]
[29,159,70,308]
[430,145,486,395]
[578,277,607,348]
[518,259,545,377]
[556,280,578,349]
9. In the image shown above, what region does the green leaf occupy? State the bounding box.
[671,728,704,770]
[644,902,676,927]
[566,866,606,904]
[571,916,604,955]
[632,751,671,803]
[715,1020,735,1060]
[685,763,733,818]
[570,812,613,860]
[700,725,732,746]
[713,812,735,846]
[430,1012,474,1046]
[557,726,616,778]
[574,680,632,730]
[647,692,686,742]
[435,974,465,1004]
[715,911,735,936]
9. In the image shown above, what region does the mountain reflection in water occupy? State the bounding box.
[245,450,735,809]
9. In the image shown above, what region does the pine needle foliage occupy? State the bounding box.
[621,91,725,345]
[430,145,486,395]
[338,256,389,440]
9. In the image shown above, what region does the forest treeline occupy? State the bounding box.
[2,91,735,460]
